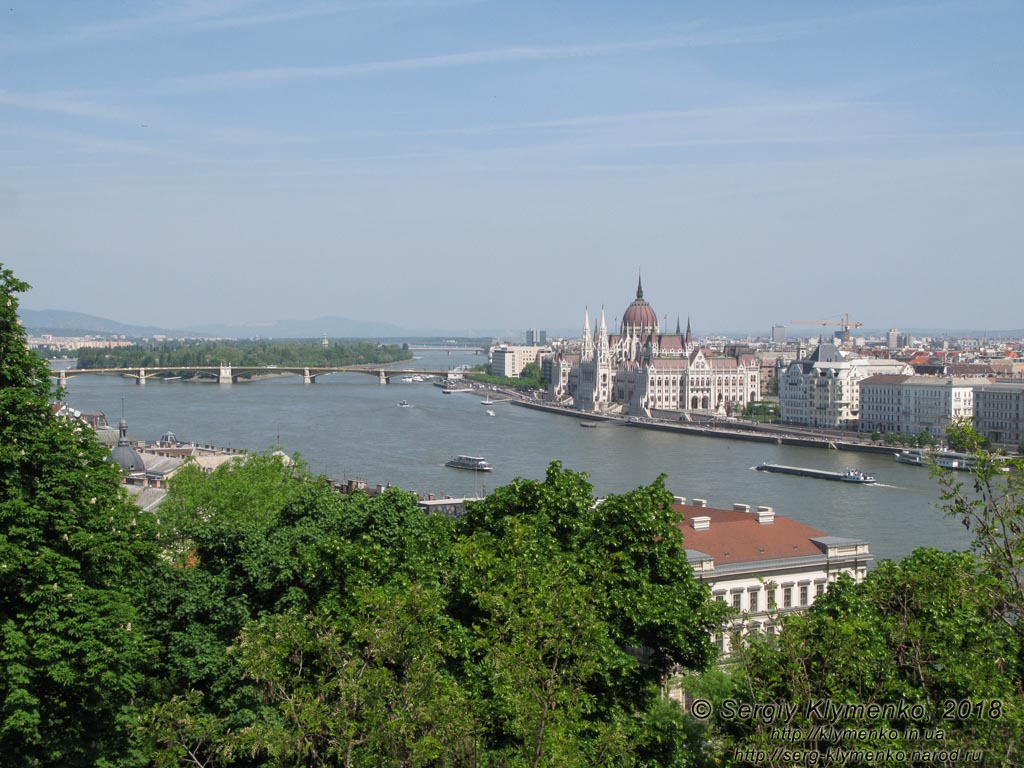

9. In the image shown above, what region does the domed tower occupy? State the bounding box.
[619,274,659,362]
[110,418,146,476]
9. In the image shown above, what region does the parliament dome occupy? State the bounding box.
[621,276,659,332]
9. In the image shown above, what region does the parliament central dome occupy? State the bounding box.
[621,275,658,333]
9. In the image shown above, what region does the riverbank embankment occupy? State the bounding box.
[507,396,897,456]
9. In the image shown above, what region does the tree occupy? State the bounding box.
[936,425,1024,646]
[0,264,158,766]
[454,464,727,766]
[140,458,725,767]
[717,549,1023,766]
[946,417,989,452]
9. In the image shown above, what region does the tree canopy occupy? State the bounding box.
[0,265,159,766]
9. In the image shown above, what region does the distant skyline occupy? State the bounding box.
[3,1,1022,333]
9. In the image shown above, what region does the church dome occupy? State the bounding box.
[621,276,658,332]
[110,418,146,474]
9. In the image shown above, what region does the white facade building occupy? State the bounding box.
[549,277,759,415]
[679,499,871,656]
[490,344,544,378]
[859,375,975,439]
[779,344,914,429]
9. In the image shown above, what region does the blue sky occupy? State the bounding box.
[2,0,1022,334]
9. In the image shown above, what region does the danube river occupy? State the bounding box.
[56,350,970,564]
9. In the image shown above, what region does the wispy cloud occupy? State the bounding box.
[0,0,481,53]
[157,21,813,93]
[0,88,140,122]
[195,0,485,30]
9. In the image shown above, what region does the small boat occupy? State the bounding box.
[401,376,414,383]
[485,409,496,416]
[397,400,412,408]
[579,422,598,428]
[481,397,494,405]
[445,455,493,471]
[840,468,876,484]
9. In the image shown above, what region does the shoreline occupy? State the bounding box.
[507,396,897,456]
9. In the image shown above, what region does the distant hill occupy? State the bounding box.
[18,309,189,338]
[182,316,411,339]
[18,308,508,341]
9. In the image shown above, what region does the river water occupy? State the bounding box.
[56,349,970,564]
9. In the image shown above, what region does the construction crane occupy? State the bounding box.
[789,313,863,346]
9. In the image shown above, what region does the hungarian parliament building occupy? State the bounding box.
[548,277,760,415]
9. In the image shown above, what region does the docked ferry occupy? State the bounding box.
[895,448,976,471]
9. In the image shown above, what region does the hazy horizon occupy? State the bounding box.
[3,1,1022,332]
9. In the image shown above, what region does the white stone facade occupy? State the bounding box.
[548,278,759,415]
[680,499,871,657]
[490,344,544,378]
[859,375,975,439]
[779,344,913,429]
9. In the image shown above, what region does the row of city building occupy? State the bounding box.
[778,343,1024,447]
[491,276,1023,448]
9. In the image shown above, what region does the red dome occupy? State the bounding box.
[621,275,658,332]
[622,299,658,329]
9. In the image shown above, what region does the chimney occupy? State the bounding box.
[673,495,687,505]
[693,498,707,508]
[756,505,775,524]
[691,515,711,531]
[733,503,750,513]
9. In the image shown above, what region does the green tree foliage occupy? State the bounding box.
[140,457,724,767]
[0,265,158,766]
[711,549,1023,766]
[75,338,411,370]
[453,464,726,766]
[946,418,989,452]
[936,427,1024,647]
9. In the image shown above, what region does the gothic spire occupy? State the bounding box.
[636,272,644,300]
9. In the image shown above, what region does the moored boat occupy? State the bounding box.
[895,448,1009,473]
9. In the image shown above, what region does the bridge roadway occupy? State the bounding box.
[49,364,467,386]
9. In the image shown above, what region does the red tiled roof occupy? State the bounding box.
[675,504,827,564]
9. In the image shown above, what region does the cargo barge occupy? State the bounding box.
[756,462,876,484]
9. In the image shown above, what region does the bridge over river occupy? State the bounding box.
[50,365,468,386]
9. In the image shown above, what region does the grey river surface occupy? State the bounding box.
[57,350,970,564]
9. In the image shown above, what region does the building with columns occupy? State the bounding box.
[548,277,760,415]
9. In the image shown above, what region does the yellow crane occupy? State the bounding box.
[789,313,863,346]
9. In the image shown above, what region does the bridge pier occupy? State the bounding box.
[138,367,146,385]
[378,370,388,385]
[219,365,234,385]
[57,369,67,388]
[303,367,316,384]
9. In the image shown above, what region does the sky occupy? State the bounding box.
[2,0,1022,335]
